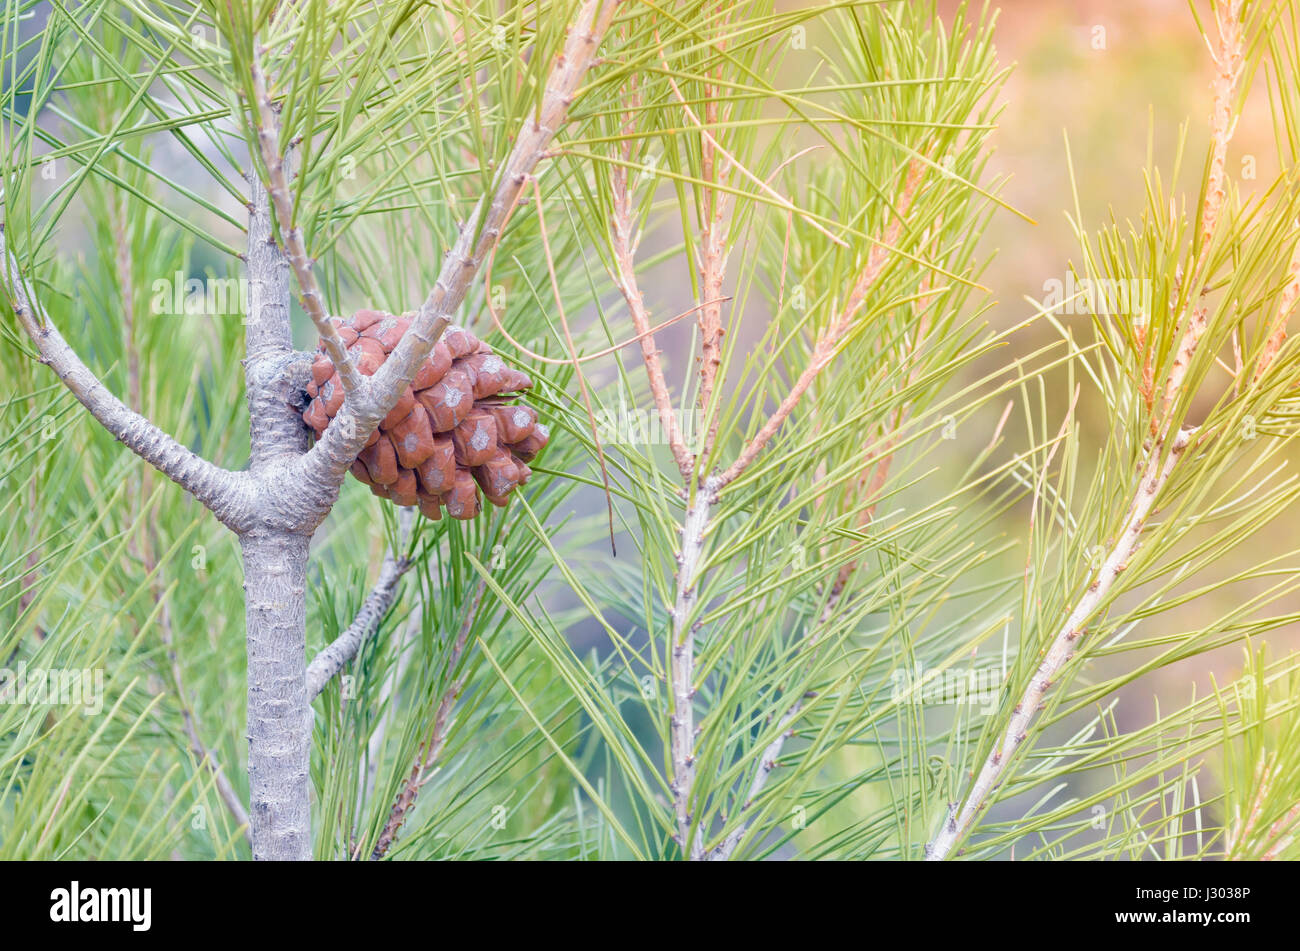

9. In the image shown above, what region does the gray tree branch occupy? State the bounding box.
[288,0,623,513]
[0,227,253,531]
[305,508,415,699]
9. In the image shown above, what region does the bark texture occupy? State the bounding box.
[242,530,313,861]
[1,227,251,530]
[238,170,317,859]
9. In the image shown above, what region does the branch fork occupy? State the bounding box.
[4,0,623,860]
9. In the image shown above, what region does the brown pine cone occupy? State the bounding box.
[302,310,550,520]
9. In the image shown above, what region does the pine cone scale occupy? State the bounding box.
[303,312,549,520]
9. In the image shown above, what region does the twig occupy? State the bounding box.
[690,22,733,466]
[1226,753,1273,856]
[608,72,695,478]
[292,0,623,497]
[370,580,486,859]
[248,52,363,395]
[708,699,802,860]
[822,228,943,610]
[1200,0,1245,249]
[1254,235,1300,380]
[717,159,927,488]
[927,426,1194,860]
[657,47,847,250]
[305,509,415,698]
[1226,752,1300,860]
[363,593,422,804]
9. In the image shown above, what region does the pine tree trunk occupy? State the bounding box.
[240,171,318,860]
[241,530,313,861]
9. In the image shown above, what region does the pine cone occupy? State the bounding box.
[302,310,550,520]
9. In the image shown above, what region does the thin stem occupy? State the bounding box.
[717,159,926,488]
[691,15,733,466]
[926,426,1194,860]
[305,509,414,699]
[1255,236,1300,380]
[708,700,801,860]
[370,580,485,860]
[1200,0,1245,249]
[608,71,695,478]
[248,52,363,395]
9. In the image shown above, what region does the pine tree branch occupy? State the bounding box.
[717,159,926,489]
[290,0,623,506]
[1226,753,1274,857]
[371,579,485,860]
[248,52,364,396]
[657,55,847,249]
[1262,802,1300,860]
[244,169,314,472]
[608,73,695,479]
[927,426,1194,860]
[1227,752,1300,859]
[927,4,1246,859]
[669,151,929,860]
[0,227,252,531]
[669,475,719,859]
[305,508,414,699]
